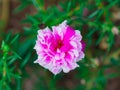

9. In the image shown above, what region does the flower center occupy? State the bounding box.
[57,40,63,49]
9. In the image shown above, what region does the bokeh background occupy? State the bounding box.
[0,0,120,90]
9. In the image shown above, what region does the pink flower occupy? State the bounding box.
[34,20,85,75]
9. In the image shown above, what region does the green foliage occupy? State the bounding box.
[0,0,120,90]
[0,40,21,90]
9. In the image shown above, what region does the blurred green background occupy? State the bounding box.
[0,0,120,90]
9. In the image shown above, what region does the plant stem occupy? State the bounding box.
[0,0,10,42]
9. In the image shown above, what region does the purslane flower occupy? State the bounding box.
[34,20,85,75]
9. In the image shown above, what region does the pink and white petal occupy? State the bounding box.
[76,51,85,62]
[50,67,62,75]
[63,26,75,40]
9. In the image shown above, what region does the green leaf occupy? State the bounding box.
[21,53,31,68]
[86,28,97,37]
[67,1,72,12]
[10,34,20,45]
[105,0,118,10]
[5,32,12,42]
[110,58,119,65]
[0,80,3,90]
[96,9,104,20]
[88,10,100,18]
[17,78,21,90]
[14,2,29,14]
[32,0,45,11]
[10,73,21,79]
[18,38,34,56]
[43,12,54,23]
[12,50,22,59]
[26,15,39,23]
[107,31,114,51]
[8,56,18,65]
[96,32,105,45]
